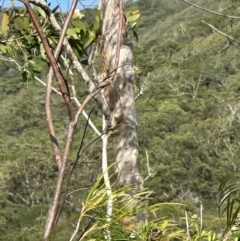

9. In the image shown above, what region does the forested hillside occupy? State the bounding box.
[1,0,240,239]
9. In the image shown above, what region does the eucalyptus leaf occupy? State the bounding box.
[127,13,140,23]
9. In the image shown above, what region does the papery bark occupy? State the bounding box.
[101,0,146,224]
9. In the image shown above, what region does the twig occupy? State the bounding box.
[202,20,240,44]
[71,85,101,137]
[135,72,150,100]
[88,43,99,81]
[0,56,101,140]
[144,150,155,181]
[60,55,101,137]
[181,0,240,19]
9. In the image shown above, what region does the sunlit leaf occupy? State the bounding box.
[1,13,9,37]
[0,44,7,54]
[127,13,141,23]
[67,28,79,39]
[72,9,85,20]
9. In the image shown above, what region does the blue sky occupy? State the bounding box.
[50,0,99,11]
[1,0,99,11]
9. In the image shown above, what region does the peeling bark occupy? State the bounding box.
[101,0,146,224]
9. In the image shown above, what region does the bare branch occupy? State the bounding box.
[42,0,81,237]
[19,0,81,238]
[202,20,240,44]
[181,0,240,19]
[144,150,155,181]
[135,72,150,100]
[60,54,102,136]
[71,85,101,137]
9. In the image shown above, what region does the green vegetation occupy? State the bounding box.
[2,0,240,240]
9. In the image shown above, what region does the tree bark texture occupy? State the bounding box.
[101,0,146,223]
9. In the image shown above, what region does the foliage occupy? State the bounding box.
[0,5,101,81]
[2,0,240,239]
[218,175,240,240]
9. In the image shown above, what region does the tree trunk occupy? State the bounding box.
[101,0,146,224]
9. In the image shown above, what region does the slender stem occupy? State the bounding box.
[71,85,101,136]
[42,0,80,237]
[185,210,190,240]
[200,202,203,233]
[102,116,112,241]
[202,20,240,44]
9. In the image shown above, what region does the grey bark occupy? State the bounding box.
[101,0,146,224]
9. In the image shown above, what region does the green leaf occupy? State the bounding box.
[132,29,138,42]
[51,5,60,13]
[131,10,140,15]
[127,13,141,23]
[28,59,42,73]
[67,28,79,39]
[14,17,30,30]
[72,20,86,31]
[93,10,101,32]
[0,44,7,54]
[95,12,100,23]
[126,10,140,22]
[34,6,46,19]
[82,30,95,49]
[25,35,34,43]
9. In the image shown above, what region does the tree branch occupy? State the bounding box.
[181,0,240,19]
[44,0,82,173]
[19,0,74,121]
[202,20,240,45]
[29,0,110,119]
[40,0,81,237]
[71,85,101,137]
